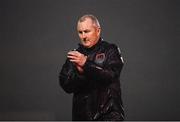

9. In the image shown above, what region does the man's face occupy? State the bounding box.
[77,18,101,48]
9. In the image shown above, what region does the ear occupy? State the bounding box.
[97,27,101,36]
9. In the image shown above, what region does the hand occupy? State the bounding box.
[67,51,87,67]
[76,65,84,74]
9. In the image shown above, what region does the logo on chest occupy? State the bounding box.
[95,53,106,64]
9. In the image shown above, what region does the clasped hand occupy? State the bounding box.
[67,50,87,73]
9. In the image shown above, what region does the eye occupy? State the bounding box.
[84,30,90,33]
[78,31,83,34]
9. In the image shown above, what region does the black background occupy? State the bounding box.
[0,0,180,120]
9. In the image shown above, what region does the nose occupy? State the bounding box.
[81,32,87,39]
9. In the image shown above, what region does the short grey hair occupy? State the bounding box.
[78,14,101,28]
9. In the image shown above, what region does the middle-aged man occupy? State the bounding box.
[59,14,124,121]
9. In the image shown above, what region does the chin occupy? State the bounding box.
[82,43,91,48]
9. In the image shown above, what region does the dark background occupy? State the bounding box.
[0,0,179,120]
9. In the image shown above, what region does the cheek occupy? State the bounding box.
[89,33,96,39]
[79,34,83,39]
[91,34,98,40]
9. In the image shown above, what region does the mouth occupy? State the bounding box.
[83,38,87,41]
[82,39,89,43]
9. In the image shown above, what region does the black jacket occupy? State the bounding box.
[59,38,124,121]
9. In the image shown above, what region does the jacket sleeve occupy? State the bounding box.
[83,44,124,85]
[59,59,86,93]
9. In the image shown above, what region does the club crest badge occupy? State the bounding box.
[95,53,106,64]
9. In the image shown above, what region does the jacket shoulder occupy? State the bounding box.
[101,41,123,61]
[101,41,120,52]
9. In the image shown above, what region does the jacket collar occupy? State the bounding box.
[78,38,103,53]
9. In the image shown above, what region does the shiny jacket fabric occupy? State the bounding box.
[59,39,124,121]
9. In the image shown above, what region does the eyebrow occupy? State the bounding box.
[78,29,90,33]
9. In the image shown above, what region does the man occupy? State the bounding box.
[59,14,124,121]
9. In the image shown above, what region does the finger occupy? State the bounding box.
[68,51,79,57]
[67,52,78,57]
[68,51,82,56]
[69,59,78,63]
[68,50,79,54]
[75,51,83,56]
[67,52,74,56]
[67,55,77,59]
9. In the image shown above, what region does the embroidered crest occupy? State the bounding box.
[95,53,105,64]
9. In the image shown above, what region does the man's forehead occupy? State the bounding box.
[77,19,94,30]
